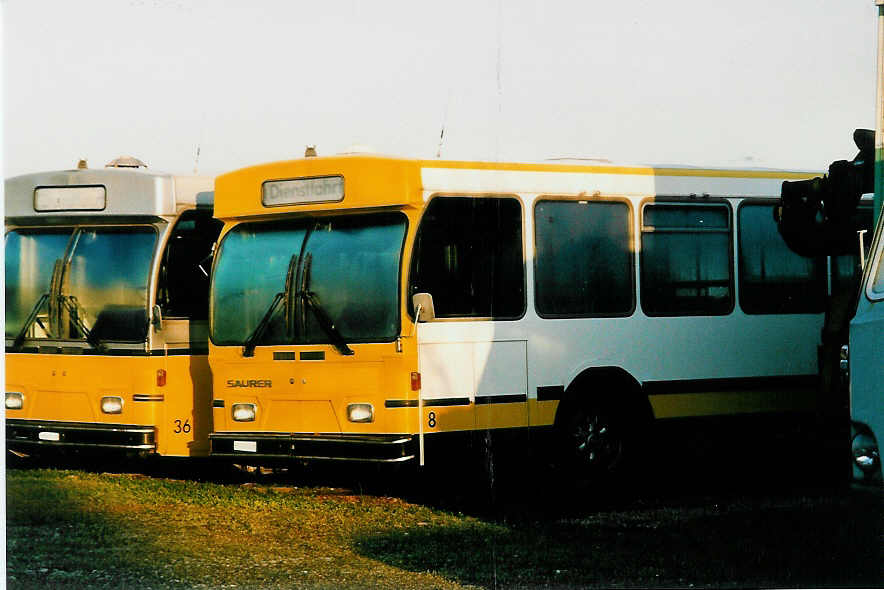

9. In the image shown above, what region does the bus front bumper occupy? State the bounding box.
[209,432,416,463]
[6,419,156,454]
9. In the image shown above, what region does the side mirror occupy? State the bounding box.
[412,292,436,323]
[151,304,163,332]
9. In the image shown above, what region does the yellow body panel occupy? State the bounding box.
[211,342,416,435]
[6,352,212,456]
[213,155,424,220]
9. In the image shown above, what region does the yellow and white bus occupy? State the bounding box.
[5,157,222,458]
[207,152,852,472]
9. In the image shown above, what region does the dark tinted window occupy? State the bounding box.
[410,196,524,319]
[158,210,223,319]
[534,200,633,316]
[738,203,826,314]
[641,203,733,316]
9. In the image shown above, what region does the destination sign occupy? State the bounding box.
[262,175,344,206]
[34,185,107,212]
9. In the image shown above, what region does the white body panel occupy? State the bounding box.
[417,165,823,416]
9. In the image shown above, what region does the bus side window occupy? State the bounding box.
[640,203,733,316]
[738,202,827,314]
[534,199,634,317]
[410,196,524,319]
[157,210,223,319]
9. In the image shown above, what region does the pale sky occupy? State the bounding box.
[2,0,880,178]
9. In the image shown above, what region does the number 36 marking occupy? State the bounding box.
[173,419,191,434]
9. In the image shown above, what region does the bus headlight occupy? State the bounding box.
[101,396,124,414]
[852,430,880,473]
[5,392,23,410]
[347,403,374,423]
[232,403,257,422]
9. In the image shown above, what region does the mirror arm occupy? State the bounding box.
[152,304,163,332]
[411,304,423,337]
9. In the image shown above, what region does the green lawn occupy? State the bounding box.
[6,462,882,589]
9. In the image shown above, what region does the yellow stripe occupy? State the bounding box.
[649,390,818,419]
[419,158,819,180]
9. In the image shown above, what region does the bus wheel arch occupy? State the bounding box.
[554,366,653,478]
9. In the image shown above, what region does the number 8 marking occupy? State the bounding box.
[427,411,436,428]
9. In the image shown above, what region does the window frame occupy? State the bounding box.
[532,195,636,319]
[639,197,735,317]
[407,193,527,322]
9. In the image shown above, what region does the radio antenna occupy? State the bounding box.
[193,110,206,174]
[436,90,451,159]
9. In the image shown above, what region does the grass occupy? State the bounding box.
[6,458,882,590]
[6,418,883,589]
[7,467,476,589]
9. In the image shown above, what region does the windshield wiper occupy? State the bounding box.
[296,252,355,356]
[242,253,299,358]
[58,295,105,352]
[10,293,52,350]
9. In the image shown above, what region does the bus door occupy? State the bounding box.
[153,208,223,456]
[409,194,529,459]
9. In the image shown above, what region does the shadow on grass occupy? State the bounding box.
[352,418,881,589]
[6,471,189,590]
[354,489,882,589]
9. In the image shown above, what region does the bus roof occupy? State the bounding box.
[213,153,820,220]
[5,166,213,223]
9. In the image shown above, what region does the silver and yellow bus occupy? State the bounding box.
[207,152,845,473]
[5,157,221,458]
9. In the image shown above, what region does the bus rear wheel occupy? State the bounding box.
[559,401,633,484]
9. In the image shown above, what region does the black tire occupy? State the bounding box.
[560,400,632,483]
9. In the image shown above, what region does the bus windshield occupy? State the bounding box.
[5,226,157,343]
[211,212,407,347]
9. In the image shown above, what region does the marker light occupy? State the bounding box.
[156,369,167,387]
[347,403,374,423]
[232,403,257,422]
[101,396,124,414]
[410,372,421,391]
[5,392,23,410]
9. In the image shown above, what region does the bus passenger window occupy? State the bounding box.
[157,210,223,319]
[738,203,826,314]
[534,200,633,317]
[640,203,732,316]
[410,196,524,319]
